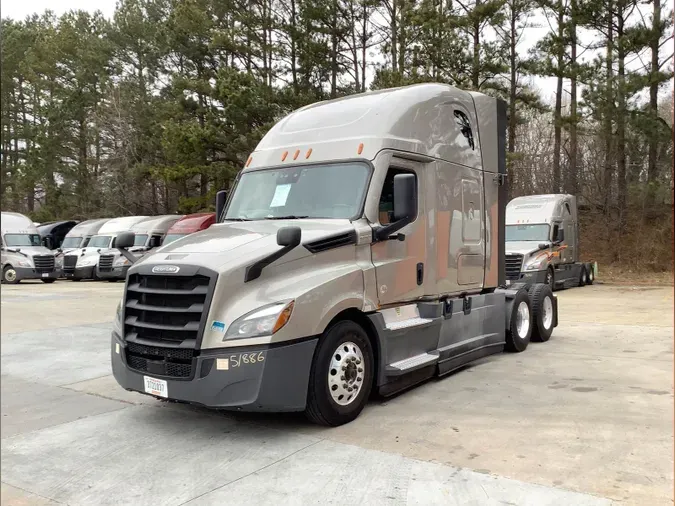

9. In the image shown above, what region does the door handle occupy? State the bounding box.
[416,263,424,286]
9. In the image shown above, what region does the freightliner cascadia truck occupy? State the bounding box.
[111,83,559,426]
[505,194,596,289]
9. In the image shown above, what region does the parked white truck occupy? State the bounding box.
[1,212,59,283]
[62,216,149,280]
[505,194,595,289]
[111,83,559,426]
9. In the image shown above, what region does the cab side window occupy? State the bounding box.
[453,110,475,150]
[378,168,417,225]
[551,224,559,241]
[149,235,162,248]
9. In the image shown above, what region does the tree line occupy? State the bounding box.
[1,0,673,270]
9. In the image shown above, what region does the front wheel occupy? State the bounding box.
[305,320,374,426]
[578,266,587,287]
[586,263,594,285]
[2,265,20,284]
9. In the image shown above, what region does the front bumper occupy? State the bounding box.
[12,266,58,281]
[111,332,318,412]
[508,270,547,285]
[63,265,96,280]
[97,265,130,280]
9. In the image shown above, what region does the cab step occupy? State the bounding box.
[386,351,439,376]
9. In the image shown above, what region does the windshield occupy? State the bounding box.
[61,237,82,249]
[133,234,148,247]
[224,162,370,221]
[88,235,112,248]
[506,224,550,242]
[162,233,184,245]
[4,234,42,247]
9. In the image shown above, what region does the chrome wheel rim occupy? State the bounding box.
[516,301,530,338]
[542,296,553,329]
[328,341,364,406]
[4,269,17,282]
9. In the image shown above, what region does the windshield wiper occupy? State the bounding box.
[263,215,310,220]
[223,218,252,222]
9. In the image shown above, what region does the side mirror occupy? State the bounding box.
[277,226,302,248]
[393,173,417,221]
[216,190,228,221]
[538,243,549,250]
[115,232,135,249]
[245,226,302,283]
[57,247,63,253]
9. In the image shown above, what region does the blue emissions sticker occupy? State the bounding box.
[211,321,226,333]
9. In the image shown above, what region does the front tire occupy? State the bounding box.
[530,284,555,342]
[544,267,554,287]
[2,265,20,284]
[505,289,532,352]
[578,265,587,287]
[586,263,594,285]
[305,320,374,426]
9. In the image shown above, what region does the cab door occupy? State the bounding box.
[371,160,427,305]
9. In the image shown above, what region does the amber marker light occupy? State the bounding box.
[305,148,313,159]
[246,156,252,167]
[357,143,364,154]
[293,149,300,160]
[281,151,288,161]
[273,301,295,334]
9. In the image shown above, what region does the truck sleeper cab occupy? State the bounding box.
[111,83,559,426]
[1,212,59,284]
[505,194,596,290]
[97,215,183,282]
[63,216,149,281]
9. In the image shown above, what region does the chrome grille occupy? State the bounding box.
[98,254,114,272]
[33,255,55,273]
[505,254,523,281]
[123,272,214,347]
[63,255,78,274]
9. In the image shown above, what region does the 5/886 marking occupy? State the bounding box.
[229,351,265,368]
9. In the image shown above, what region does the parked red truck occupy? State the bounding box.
[161,213,216,246]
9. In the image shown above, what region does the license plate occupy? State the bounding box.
[144,376,168,398]
[505,279,511,286]
[41,273,49,278]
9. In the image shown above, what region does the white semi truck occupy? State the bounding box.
[111,83,559,426]
[505,194,596,289]
[1,212,59,283]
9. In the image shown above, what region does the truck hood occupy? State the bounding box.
[505,241,549,256]
[138,219,356,272]
[5,246,54,259]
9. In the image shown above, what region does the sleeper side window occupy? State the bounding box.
[453,110,475,150]
[378,168,417,225]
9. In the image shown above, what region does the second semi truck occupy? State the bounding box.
[111,83,560,426]
[505,194,595,289]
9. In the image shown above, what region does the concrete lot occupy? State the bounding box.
[1,281,672,505]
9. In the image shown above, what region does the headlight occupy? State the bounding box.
[224,301,294,340]
[114,257,130,266]
[16,259,31,267]
[77,256,97,267]
[524,254,547,271]
[55,256,64,268]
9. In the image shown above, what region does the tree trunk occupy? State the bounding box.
[552,0,564,193]
[603,3,614,217]
[508,4,517,155]
[330,0,338,98]
[568,0,578,196]
[647,0,661,191]
[361,0,367,91]
[291,0,298,92]
[472,1,481,89]
[616,5,627,232]
[391,0,398,73]
[398,0,405,73]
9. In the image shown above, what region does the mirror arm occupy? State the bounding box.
[245,242,297,283]
[373,217,412,242]
[117,247,138,265]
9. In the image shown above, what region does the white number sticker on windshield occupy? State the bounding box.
[270,184,292,207]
